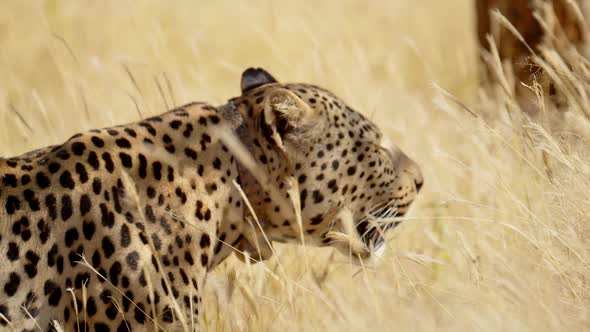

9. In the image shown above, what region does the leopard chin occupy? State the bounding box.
[337,240,386,267]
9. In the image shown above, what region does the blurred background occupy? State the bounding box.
[0,0,477,155]
[1,1,589,331]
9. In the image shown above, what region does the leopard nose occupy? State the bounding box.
[397,152,423,193]
[381,138,423,193]
[415,179,423,192]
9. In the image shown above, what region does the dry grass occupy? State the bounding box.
[1,1,589,331]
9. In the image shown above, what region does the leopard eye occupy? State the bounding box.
[379,138,393,152]
[378,138,395,159]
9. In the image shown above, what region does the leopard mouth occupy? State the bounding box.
[355,208,406,254]
[323,202,412,262]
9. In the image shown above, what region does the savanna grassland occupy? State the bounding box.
[1,1,589,331]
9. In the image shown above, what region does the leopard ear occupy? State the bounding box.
[261,88,321,150]
[241,68,278,93]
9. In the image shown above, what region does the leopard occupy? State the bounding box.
[0,68,423,331]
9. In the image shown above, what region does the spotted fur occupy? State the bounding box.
[0,68,422,331]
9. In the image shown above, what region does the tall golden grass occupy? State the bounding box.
[1,1,589,331]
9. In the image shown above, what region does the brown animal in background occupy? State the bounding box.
[476,0,585,87]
